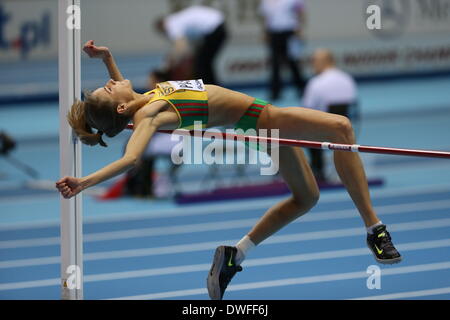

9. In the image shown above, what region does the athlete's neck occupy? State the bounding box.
[126,94,153,115]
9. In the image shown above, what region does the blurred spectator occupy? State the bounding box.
[0,131,15,155]
[155,5,227,85]
[303,49,358,182]
[124,69,181,198]
[259,0,307,100]
[146,68,171,90]
[0,131,38,179]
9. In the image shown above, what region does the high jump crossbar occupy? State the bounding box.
[126,125,450,159]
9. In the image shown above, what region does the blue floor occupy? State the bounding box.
[0,75,450,300]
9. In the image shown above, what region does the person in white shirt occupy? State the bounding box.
[259,0,307,100]
[156,5,227,85]
[303,49,358,181]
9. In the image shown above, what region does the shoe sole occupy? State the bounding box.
[207,246,225,300]
[367,243,403,265]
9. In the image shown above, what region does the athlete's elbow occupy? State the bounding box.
[122,155,138,168]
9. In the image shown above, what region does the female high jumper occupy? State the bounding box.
[56,40,401,300]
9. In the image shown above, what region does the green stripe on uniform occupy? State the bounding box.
[253,98,269,106]
[170,99,208,105]
[182,116,208,128]
[245,110,261,116]
[234,98,270,151]
[169,98,209,128]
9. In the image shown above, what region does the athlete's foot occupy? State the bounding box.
[207,246,242,300]
[367,224,402,264]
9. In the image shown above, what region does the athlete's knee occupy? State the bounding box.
[291,188,320,214]
[306,188,320,209]
[330,116,354,143]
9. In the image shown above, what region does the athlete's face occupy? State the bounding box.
[92,79,134,104]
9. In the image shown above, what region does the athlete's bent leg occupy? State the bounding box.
[207,146,320,300]
[262,106,401,264]
[247,146,319,245]
[265,107,379,227]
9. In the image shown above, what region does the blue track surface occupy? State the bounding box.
[0,75,450,300]
[1,184,450,300]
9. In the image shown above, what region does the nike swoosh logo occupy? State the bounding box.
[374,244,383,255]
[228,252,234,267]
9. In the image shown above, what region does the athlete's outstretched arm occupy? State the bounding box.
[83,40,125,81]
[56,115,167,199]
[83,117,159,187]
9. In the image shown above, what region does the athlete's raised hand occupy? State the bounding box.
[83,40,111,59]
[56,176,84,199]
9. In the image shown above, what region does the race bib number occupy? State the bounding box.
[157,79,205,96]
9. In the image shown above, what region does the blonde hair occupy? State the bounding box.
[67,91,131,147]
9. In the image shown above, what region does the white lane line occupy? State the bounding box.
[110,261,450,300]
[1,182,449,231]
[264,218,450,246]
[0,278,60,291]
[1,198,450,249]
[0,194,58,204]
[351,287,450,300]
[245,238,450,268]
[1,214,450,268]
[1,238,449,291]
[378,159,450,172]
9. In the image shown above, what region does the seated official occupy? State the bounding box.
[303,49,357,182]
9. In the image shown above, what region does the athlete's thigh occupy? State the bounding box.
[264,106,346,142]
[269,146,319,200]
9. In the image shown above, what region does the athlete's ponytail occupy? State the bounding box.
[67,98,108,147]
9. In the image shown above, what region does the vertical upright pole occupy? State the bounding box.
[58,0,83,300]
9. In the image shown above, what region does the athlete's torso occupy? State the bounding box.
[144,80,209,129]
[141,80,256,129]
